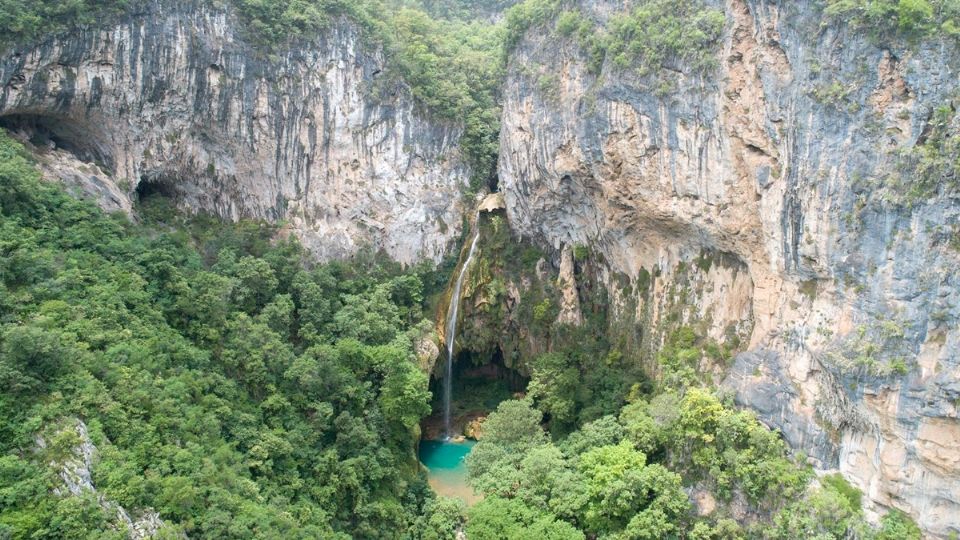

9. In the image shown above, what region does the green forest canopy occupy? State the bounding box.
[0,127,923,537]
[0,0,942,537]
[0,129,444,538]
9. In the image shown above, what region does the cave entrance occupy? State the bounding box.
[135,174,180,201]
[423,346,528,441]
[0,113,112,172]
[133,174,184,222]
[488,174,499,193]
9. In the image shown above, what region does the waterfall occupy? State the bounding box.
[443,219,482,438]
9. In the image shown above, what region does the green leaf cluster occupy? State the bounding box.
[891,101,960,203]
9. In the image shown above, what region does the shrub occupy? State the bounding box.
[820,473,863,512]
[823,0,959,43]
[606,0,725,77]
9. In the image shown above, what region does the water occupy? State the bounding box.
[419,439,480,505]
[443,221,481,438]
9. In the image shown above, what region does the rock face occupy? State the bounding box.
[0,0,468,264]
[499,0,960,536]
[36,419,181,539]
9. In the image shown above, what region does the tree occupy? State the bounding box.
[771,483,867,539]
[618,401,661,455]
[474,399,547,450]
[220,314,295,394]
[226,255,279,314]
[417,497,465,540]
[0,325,72,391]
[466,497,583,540]
[876,509,921,540]
[528,352,579,425]
[333,285,402,345]
[577,442,688,536]
[378,356,431,431]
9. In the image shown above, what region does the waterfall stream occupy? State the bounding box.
[443,219,481,438]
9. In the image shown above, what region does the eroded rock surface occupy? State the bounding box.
[36,419,181,539]
[0,1,468,264]
[500,0,960,535]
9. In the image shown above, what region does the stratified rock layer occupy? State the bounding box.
[0,1,468,264]
[499,0,960,536]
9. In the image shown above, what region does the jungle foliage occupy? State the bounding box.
[461,393,921,540]
[0,130,447,539]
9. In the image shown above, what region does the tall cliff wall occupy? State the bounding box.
[3,0,958,536]
[499,0,960,536]
[0,1,468,264]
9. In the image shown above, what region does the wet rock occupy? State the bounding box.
[463,415,486,440]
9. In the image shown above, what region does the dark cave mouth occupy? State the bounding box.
[487,175,500,193]
[135,174,180,201]
[423,347,528,440]
[0,113,113,172]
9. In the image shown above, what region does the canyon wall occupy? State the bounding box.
[0,1,468,264]
[2,0,958,536]
[499,0,960,536]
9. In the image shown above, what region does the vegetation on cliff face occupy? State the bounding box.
[892,100,960,203]
[823,0,960,41]
[0,0,726,192]
[0,130,451,538]
[443,213,919,538]
[451,212,642,433]
[0,0,505,192]
[0,0,136,49]
[0,1,940,538]
[505,0,725,80]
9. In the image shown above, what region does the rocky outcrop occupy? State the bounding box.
[36,419,182,539]
[463,415,486,440]
[499,0,960,536]
[0,0,468,264]
[556,244,583,326]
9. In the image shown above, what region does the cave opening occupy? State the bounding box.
[488,174,500,193]
[0,113,112,172]
[132,174,184,222]
[135,174,179,201]
[422,346,528,441]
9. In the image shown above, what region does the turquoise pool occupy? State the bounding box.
[418,439,481,505]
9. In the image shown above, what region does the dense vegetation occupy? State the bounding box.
[454,212,644,434]
[823,0,960,41]
[504,0,724,83]
[460,394,920,539]
[0,130,456,538]
[439,203,920,540]
[0,0,138,50]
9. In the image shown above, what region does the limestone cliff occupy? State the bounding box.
[0,0,468,264]
[499,0,960,536]
[4,0,959,536]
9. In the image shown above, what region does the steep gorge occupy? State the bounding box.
[499,0,960,536]
[2,0,960,537]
